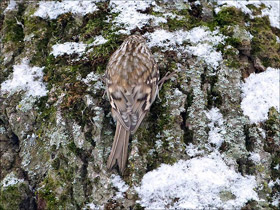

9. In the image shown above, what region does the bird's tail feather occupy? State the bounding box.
[107,122,130,174]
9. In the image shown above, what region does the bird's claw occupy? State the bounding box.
[158,71,177,90]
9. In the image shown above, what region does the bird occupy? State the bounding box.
[105,35,173,174]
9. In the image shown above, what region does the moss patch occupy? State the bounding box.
[264,107,280,153]
[249,20,280,68]
[2,3,25,44]
[0,183,31,210]
[37,169,74,209]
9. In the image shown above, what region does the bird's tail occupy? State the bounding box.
[107,121,130,174]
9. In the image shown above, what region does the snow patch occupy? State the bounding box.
[51,35,107,58]
[185,143,204,157]
[268,178,280,207]
[82,72,105,94]
[145,29,189,49]
[260,1,280,29]
[145,26,224,69]
[136,152,258,209]
[4,0,17,13]
[205,108,226,148]
[1,58,47,98]
[92,35,108,46]
[1,172,24,188]
[111,174,129,199]
[51,42,88,57]
[241,67,280,123]
[185,27,224,69]
[34,0,98,19]
[186,27,225,44]
[216,0,280,29]
[249,152,261,164]
[188,43,223,69]
[110,0,166,34]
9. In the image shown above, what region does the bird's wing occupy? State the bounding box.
[106,42,159,133]
[107,71,158,133]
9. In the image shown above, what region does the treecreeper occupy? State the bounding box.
[105,35,174,174]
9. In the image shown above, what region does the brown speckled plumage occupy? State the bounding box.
[105,35,162,174]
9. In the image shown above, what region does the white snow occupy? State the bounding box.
[260,1,280,29]
[216,0,280,29]
[188,43,223,69]
[249,152,261,164]
[186,27,225,44]
[145,29,189,49]
[185,27,224,69]
[1,58,47,98]
[110,0,166,34]
[185,143,204,157]
[0,126,6,134]
[111,174,129,199]
[34,0,98,19]
[4,0,17,13]
[92,35,108,46]
[241,67,280,123]
[136,152,258,209]
[51,42,88,57]
[145,26,224,69]
[82,72,105,94]
[0,172,24,188]
[51,35,108,57]
[272,195,280,207]
[205,108,226,148]
[268,179,280,207]
[82,72,99,85]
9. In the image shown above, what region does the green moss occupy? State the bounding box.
[242,14,280,68]
[37,104,56,123]
[23,14,53,66]
[2,18,24,43]
[0,184,26,210]
[207,8,250,69]
[265,107,280,137]
[248,16,270,32]
[245,3,266,16]
[52,158,60,170]
[271,152,280,178]
[216,38,241,68]
[134,81,178,172]
[225,37,242,48]
[68,141,83,156]
[90,34,122,61]
[251,29,280,67]
[37,171,74,209]
[264,107,280,154]
[2,3,25,45]
[166,17,191,31]
[82,3,121,43]
[225,58,241,68]
[215,7,246,26]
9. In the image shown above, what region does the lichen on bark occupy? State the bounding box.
[0,0,279,209]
